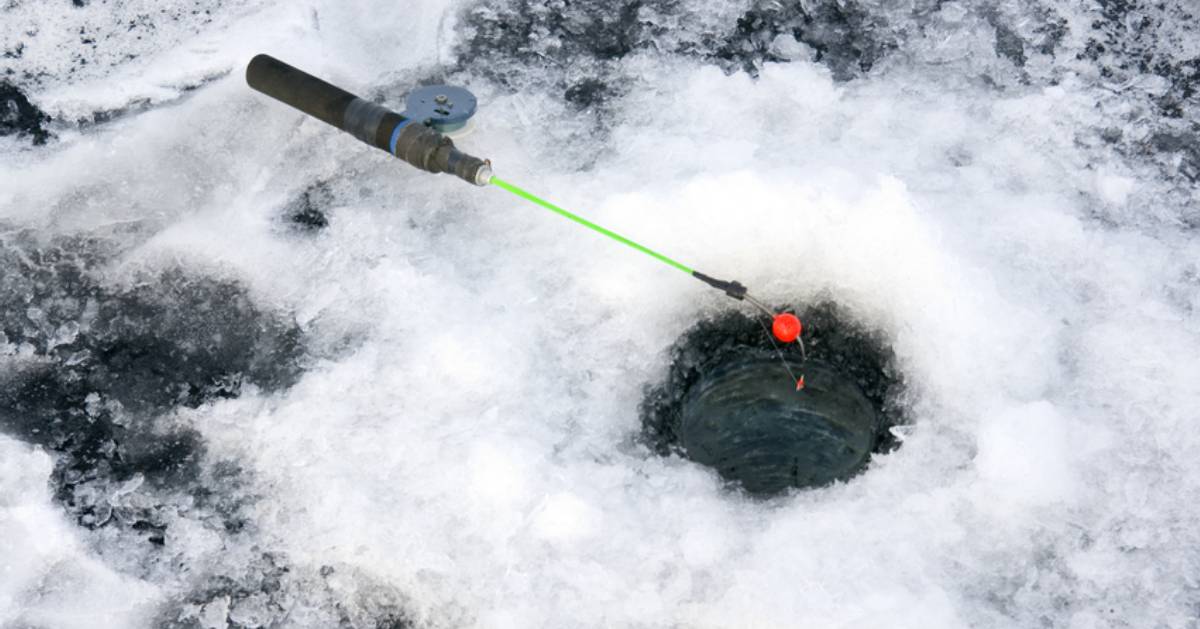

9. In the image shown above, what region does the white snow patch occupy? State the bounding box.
[0,438,162,628]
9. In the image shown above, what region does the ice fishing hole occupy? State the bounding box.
[641,302,906,497]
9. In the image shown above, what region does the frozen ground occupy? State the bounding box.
[2,0,1199,627]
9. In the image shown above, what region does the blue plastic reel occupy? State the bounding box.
[402,85,478,134]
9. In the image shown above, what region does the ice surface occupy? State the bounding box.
[2,0,1200,627]
[0,437,161,627]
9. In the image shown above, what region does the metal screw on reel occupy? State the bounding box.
[403,85,478,137]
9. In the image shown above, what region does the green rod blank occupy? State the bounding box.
[490,176,694,275]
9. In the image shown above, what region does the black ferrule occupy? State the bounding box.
[693,271,748,300]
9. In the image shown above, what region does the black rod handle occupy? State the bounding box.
[245,54,492,186]
[246,53,398,150]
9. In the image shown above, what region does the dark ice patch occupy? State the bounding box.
[1080,1,1200,115]
[1071,0,1200,200]
[158,556,416,628]
[641,302,905,496]
[454,0,894,120]
[713,1,894,80]
[457,0,644,80]
[1,68,222,145]
[285,180,334,231]
[992,21,1027,68]
[0,81,52,145]
[1148,131,1200,184]
[0,231,304,537]
[3,41,25,60]
[564,78,613,110]
[449,0,900,169]
[453,0,645,137]
[159,553,291,627]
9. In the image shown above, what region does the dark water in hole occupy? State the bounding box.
[680,358,878,496]
[642,303,905,498]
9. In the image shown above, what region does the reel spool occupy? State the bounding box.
[402,85,478,138]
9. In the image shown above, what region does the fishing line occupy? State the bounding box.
[490,176,694,275]
[490,175,808,389]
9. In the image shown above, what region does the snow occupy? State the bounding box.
[3,0,1200,627]
[0,437,161,628]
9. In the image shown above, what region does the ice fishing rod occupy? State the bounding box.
[246,55,806,381]
[246,54,493,186]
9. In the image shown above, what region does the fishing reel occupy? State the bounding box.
[401,85,478,138]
